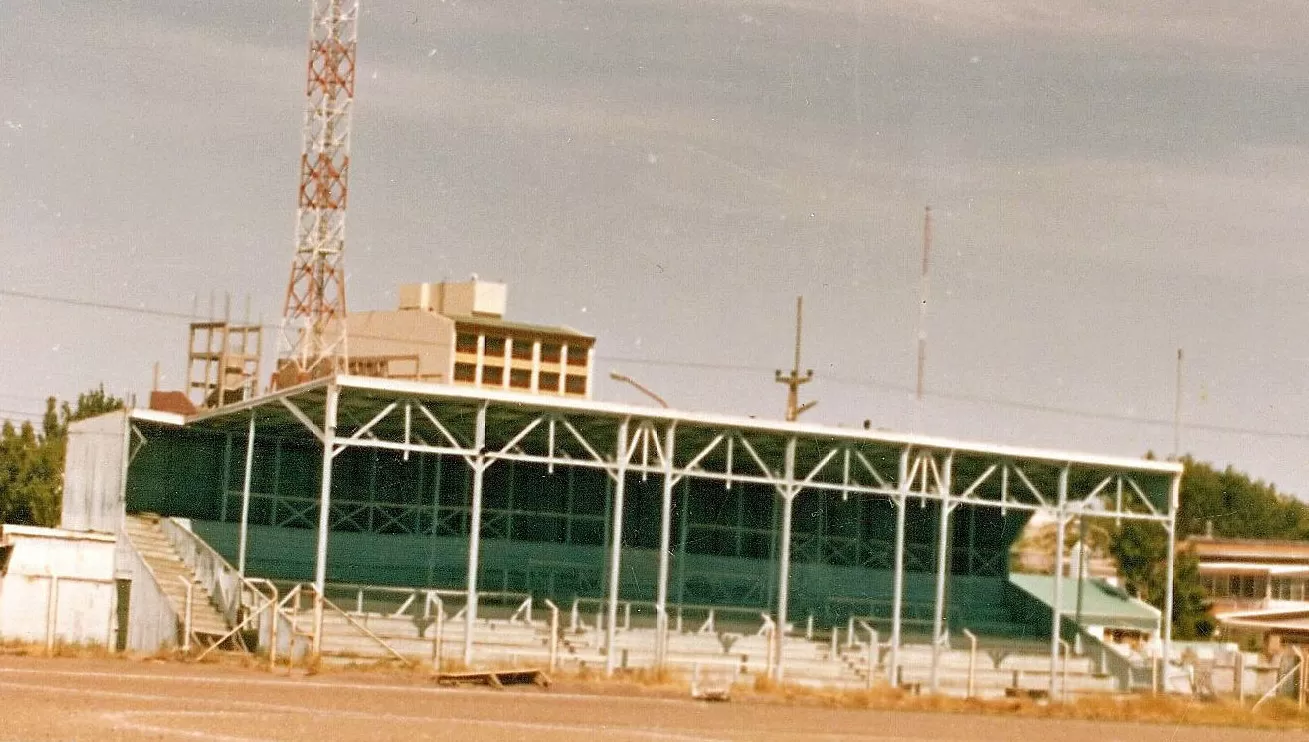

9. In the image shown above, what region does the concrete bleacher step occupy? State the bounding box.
[124,515,231,639]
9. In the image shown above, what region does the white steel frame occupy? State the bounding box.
[161,375,1182,695]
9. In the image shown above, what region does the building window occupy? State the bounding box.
[511,339,532,360]
[566,349,588,367]
[564,375,587,395]
[541,343,561,363]
[456,333,478,354]
[509,369,531,389]
[540,372,560,391]
[453,363,476,382]
[483,365,504,386]
[485,336,506,356]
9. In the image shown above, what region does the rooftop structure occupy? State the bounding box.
[339,279,595,398]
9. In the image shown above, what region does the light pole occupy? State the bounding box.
[609,371,669,409]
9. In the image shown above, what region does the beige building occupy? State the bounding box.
[341,279,596,398]
[1184,536,1309,647]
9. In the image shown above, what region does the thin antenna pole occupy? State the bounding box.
[1173,348,1184,459]
[776,296,816,421]
[916,205,932,402]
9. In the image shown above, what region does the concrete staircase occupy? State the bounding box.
[124,515,231,646]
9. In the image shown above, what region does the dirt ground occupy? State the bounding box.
[0,656,1302,742]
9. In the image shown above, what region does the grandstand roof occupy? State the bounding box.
[130,374,1180,520]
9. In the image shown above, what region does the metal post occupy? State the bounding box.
[237,412,256,576]
[180,576,194,653]
[773,436,797,683]
[963,628,977,699]
[889,447,910,685]
[1049,466,1069,699]
[1161,473,1180,691]
[463,403,488,667]
[311,384,339,659]
[655,424,676,670]
[544,599,560,673]
[929,456,953,694]
[604,418,631,676]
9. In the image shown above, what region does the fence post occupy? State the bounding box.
[45,576,59,656]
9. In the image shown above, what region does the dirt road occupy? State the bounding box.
[0,656,1299,741]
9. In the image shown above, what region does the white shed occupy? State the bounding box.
[0,525,117,648]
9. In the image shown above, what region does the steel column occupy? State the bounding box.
[655,423,676,669]
[929,453,953,694]
[237,412,256,576]
[773,436,797,682]
[888,447,910,685]
[1049,465,1069,699]
[1161,472,1181,691]
[604,418,631,675]
[311,384,340,659]
[462,404,488,667]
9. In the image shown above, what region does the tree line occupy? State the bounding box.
[0,386,123,527]
[1112,455,1309,639]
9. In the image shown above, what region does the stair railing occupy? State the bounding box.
[310,586,412,666]
[193,579,279,665]
[178,576,194,653]
[157,517,282,655]
[542,599,560,672]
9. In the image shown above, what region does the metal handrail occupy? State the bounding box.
[193,578,279,665]
[313,588,412,666]
[961,628,978,699]
[1253,651,1303,712]
[427,593,446,672]
[178,576,194,653]
[857,620,881,690]
[1057,638,1072,702]
[542,599,560,672]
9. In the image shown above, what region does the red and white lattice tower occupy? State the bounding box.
[277,0,358,387]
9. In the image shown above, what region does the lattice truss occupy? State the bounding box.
[270,389,1177,529]
[280,0,359,380]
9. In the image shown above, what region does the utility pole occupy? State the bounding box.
[776,296,816,422]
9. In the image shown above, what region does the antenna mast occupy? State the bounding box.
[775,296,816,421]
[916,205,932,401]
[276,0,358,387]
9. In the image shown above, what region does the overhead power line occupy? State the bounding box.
[3,286,1307,442]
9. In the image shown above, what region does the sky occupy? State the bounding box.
[3,1,1309,495]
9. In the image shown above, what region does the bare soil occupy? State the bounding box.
[0,655,1302,741]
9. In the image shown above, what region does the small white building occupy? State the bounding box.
[0,524,117,648]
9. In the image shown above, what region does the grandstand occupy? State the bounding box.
[62,374,1182,697]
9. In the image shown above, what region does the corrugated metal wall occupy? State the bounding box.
[61,410,128,533]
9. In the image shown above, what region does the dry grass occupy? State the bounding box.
[8,643,1309,730]
[733,680,1309,730]
[0,639,118,660]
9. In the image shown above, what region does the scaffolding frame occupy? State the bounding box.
[143,375,1181,695]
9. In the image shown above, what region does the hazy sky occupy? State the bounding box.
[3,1,1309,495]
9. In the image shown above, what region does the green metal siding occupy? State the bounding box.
[130,428,1034,630]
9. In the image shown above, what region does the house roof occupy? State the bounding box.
[1198,561,1309,576]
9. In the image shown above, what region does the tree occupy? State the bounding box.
[1111,456,1309,638]
[0,386,124,528]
